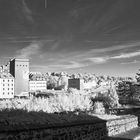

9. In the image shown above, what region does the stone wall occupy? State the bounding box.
[106,115,138,136]
[0,121,107,140]
[0,115,138,139]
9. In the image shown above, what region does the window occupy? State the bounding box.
[8,84,9,86]
[8,92,9,95]
[3,88,4,90]
[3,84,5,86]
[11,88,13,90]
[8,88,9,90]
[17,65,18,66]
[8,80,9,82]
[3,80,5,82]
[11,84,13,86]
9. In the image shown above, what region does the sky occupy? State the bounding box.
[0,0,140,77]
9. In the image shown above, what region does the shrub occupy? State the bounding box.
[91,93,118,114]
[93,101,105,114]
[0,90,93,113]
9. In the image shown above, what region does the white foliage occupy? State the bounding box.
[0,84,119,114]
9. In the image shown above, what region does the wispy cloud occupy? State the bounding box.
[121,60,140,65]
[30,65,49,70]
[16,41,42,59]
[74,41,140,61]
[31,65,49,68]
[90,41,140,54]
[15,0,34,24]
[21,0,34,23]
[10,39,54,43]
[111,51,140,59]
[50,40,61,50]
[30,65,50,72]
[86,50,140,65]
[87,57,109,64]
[50,61,88,69]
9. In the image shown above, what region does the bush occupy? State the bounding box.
[93,101,105,114]
[0,90,93,113]
[91,93,117,114]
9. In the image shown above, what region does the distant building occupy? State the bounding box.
[9,58,29,95]
[68,78,97,90]
[29,80,47,91]
[68,79,84,90]
[29,73,46,81]
[83,80,97,89]
[0,73,14,98]
[29,73,47,91]
[30,72,42,75]
[0,63,10,73]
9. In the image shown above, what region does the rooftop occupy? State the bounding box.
[10,58,29,62]
[29,74,46,81]
[0,73,14,79]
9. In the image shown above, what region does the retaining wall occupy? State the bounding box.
[0,115,138,140]
[0,121,107,140]
[106,115,138,136]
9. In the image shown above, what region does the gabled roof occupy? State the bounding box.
[0,73,14,79]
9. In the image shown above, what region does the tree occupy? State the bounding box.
[47,76,58,89]
[57,76,68,90]
[136,69,140,83]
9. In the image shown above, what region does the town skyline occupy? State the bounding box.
[0,0,140,77]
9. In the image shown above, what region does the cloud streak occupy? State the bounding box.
[90,41,140,54]
[111,51,140,59]
[21,0,34,23]
[87,57,108,64]
[16,41,42,59]
[50,61,88,69]
[86,50,140,65]
[121,60,140,65]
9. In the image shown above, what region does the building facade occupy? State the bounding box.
[68,78,97,90]
[68,79,84,90]
[0,73,14,98]
[9,58,29,95]
[29,80,47,91]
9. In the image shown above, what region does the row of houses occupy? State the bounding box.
[0,58,48,98]
[0,73,14,98]
[0,58,72,98]
[0,58,100,98]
